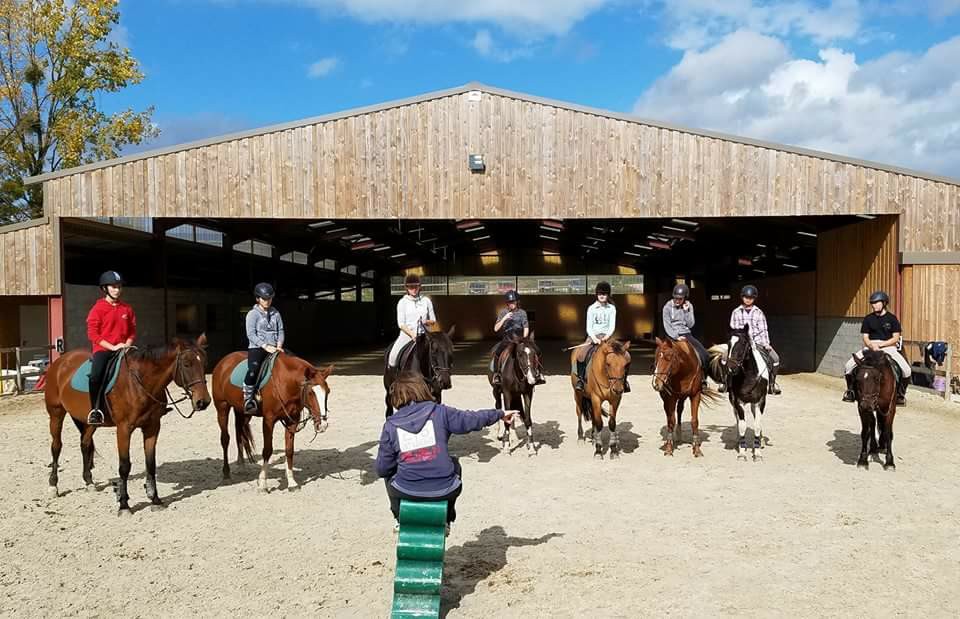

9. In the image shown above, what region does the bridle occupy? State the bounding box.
[652,347,677,393]
[511,341,542,385]
[596,347,627,393]
[127,346,208,419]
[271,376,330,437]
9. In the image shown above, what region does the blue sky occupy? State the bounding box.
[111,1,960,177]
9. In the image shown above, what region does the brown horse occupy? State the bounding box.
[44,335,211,513]
[488,333,544,455]
[211,352,333,491]
[852,349,898,470]
[651,337,720,457]
[570,340,631,458]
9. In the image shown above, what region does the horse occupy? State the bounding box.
[652,337,720,457]
[570,339,631,458]
[44,335,211,513]
[211,351,333,491]
[488,333,544,455]
[851,349,898,470]
[383,326,455,418]
[709,325,769,461]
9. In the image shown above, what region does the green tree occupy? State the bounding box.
[0,0,156,224]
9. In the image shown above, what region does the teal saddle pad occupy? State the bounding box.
[229,353,279,390]
[70,357,122,394]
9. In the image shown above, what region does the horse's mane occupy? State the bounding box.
[126,344,177,363]
[859,349,890,369]
[605,340,627,355]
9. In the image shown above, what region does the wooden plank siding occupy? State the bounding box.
[901,265,960,367]
[816,215,898,318]
[39,90,958,226]
[0,218,59,296]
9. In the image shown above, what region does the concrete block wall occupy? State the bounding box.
[767,314,815,372]
[816,317,863,376]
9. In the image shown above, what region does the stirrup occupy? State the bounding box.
[243,398,258,413]
[86,409,105,426]
[492,373,502,385]
[842,390,856,402]
[575,378,585,391]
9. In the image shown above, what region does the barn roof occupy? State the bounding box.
[24,82,960,187]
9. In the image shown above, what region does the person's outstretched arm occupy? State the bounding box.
[441,404,505,435]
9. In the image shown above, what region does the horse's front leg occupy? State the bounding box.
[857,408,872,469]
[591,394,604,458]
[608,398,620,458]
[284,424,299,490]
[662,396,677,456]
[732,400,748,461]
[690,393,703,458]
[749,403,762,462]
[143,417,164,507]
[523,390,536,455]
[882,407,896,471]
[500,391,514,454]
[115,423,135,515]
[258,417,275,492]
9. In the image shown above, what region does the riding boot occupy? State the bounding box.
[768,368,782,395]
[896,377,909,406]
[575,361,586,391]
[842,374,857,402]
[623,377,631,393]
[242,384,257,414]
[87,382,105,425]
[535,373,546,385]
[717,382,727,393]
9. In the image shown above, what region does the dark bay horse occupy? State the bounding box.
[488,333,544,455]
[383,326,455,418]
[570,340,631,458]
[710,325,769,461]
[652,337,720,457]
[44,335,211,513]
[211,352,333,490]
[852,349,898,470]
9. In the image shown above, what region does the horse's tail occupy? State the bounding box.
[698,386,723,407]
[707,344,728,384]
[236,412,256,462]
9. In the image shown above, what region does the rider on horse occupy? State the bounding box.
[243,282,285,413]
[661,284,709,391]
[388,273,437,368]
[85,271,137,425]
[575,281,630,392]
[727,285,781,395]
[491,290,544,386]
[842,290,911,406]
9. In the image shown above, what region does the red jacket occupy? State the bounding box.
[86,299,137,353]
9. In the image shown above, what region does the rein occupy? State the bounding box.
[592,348,626,394]
[268,364,329,439]
[125,347,206,419]
[652,350,678,395]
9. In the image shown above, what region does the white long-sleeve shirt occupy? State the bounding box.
[396,294,436,335]
[586,301,616,339]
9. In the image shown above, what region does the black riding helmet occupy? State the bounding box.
[505,290,520,303]
[98,271,124,288]
[672,284,690,299]
[595,281,611,296]
[254,282,275,300]
[741,284,759,299]
[869,290,889,306]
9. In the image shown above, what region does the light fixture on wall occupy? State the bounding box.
[468,154,486,173]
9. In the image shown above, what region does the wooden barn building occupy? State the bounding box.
[1,83,958,378]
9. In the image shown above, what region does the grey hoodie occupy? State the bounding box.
[662,300,695,340]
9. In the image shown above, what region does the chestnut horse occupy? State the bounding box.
[211,352,333,491]
[852,349,898,470]
[651,337,720,457]
[44,335,211,513]
[570,340,631,458]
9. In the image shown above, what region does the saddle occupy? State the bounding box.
[229,352,280,392]
[386,339,420,373]
[70,354,123,394]
[491,342,514,374]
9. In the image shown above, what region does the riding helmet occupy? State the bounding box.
[505,290,520,303]
[741,284,759,299]
[403,273,421,287]
[254,282,275,300]
[595,281,612,296]
[672,283,690,299]
[869,290,889,305]
[98,271,124,287]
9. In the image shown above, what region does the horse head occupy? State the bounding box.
[302,363,334,432]
[652,337,677,393]
[172,333,211,411]
[513,331,542,386]
[854,350,890,410]
[600,339,631,395]
[422,325,455,391]
[726,326,752,376]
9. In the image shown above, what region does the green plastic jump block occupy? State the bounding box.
[391,500,448,619]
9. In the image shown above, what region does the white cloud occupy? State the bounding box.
[470,28,534,61]
[634,31,960,178]
[660,0,863,50]
[307,56,340,78]
[273,0,611,35]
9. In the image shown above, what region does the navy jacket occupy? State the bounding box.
[376,401,503,497]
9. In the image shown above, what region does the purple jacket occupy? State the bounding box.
[375,401,503,497]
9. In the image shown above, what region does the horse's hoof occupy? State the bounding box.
[693,449,704,458]
[149,503,165,512]
[46,486,59,498]
[857,461,869,469]
[117,508,133,518]
[752,453,763,462]
[883,463,896,471]
[287,485,300,492]
[737,453,748,462]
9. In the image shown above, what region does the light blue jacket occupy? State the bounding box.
[586,301,617,339]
